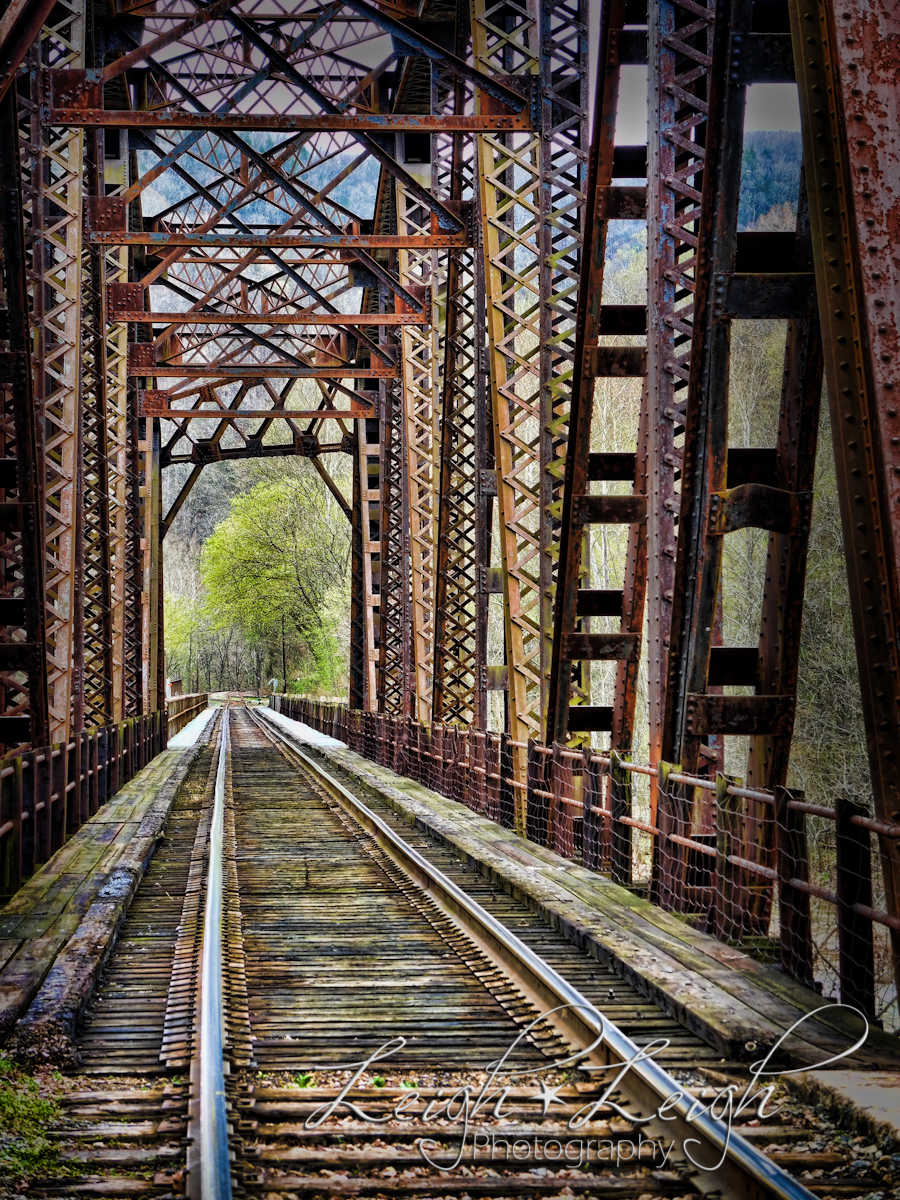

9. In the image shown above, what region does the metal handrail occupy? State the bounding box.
[199,705,232,1199]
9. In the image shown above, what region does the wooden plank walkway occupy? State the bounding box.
[258,710,900,1073]
[0,744,206,1046]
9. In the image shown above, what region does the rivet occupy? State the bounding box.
[889,409,897,416]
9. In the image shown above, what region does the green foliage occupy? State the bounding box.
[200,470,350,694]
[0,1054,60,1183]
[294,1072,315,1088]
[738,131,802,229]
[164,455,352,696]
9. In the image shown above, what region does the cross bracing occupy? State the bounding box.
[0,0,896,1009]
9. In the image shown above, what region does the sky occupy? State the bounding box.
[610,70,802,144]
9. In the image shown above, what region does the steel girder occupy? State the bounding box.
[788,0,900,993]
[0,87,49,751]
[547,0,649,752]
[470,0,590,821]
[33,1,537,737]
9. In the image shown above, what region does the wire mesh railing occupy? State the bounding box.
[274,695,900,1029]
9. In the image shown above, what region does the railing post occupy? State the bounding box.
[499,733,515,830]
[89,730,100,815]
[835,796,876,1018]
[609,749,632,885]
[713,772,745,942]
[525,740,547,846]
[432,723,443,794]
[582,749,604,871]
[36,746,51,864]
[653,760,686,911]
[21,752,34,879]
[773,786,815,987]
[8,756,23,897]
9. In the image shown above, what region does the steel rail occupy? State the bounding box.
[197,704,232,1200]
[248,704,817,1200]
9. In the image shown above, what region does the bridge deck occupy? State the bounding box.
[0,739,208,1047]
[257,710,900,1074]
[2,716,897,1074]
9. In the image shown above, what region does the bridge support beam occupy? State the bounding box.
[790,0,900,993]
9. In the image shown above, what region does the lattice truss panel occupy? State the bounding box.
[81,125,130,729]
[539,0,588,702]
[20,5,84,743]
[432,66,484,727]
[397,181,439,724]
[23,0,538,733]
[647,0,715,762]
[471,0,543,751]
[376,370,409,719]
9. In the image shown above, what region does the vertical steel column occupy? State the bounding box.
[471,0,543,794]
[397,183,440,725]
[432,36,491,729]
[0,87,49,749]
[138,417,160,714]
[376,364,411,718]
[357,414,382,709]
[548,0,650,748]
[789,0,900,990]
[646,0,716,771]
[660,0,746,776]
[80,126,115,728]
[538,0,589,715]
[349,435,367,710]
[123,379,143,719]
[122,108,145,720]
[21,8,85,743]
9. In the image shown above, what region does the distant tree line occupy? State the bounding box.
[164,457,350,696]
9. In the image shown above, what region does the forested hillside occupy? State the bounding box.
[163,458,351,696]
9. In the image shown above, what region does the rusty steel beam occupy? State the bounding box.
[47,109,532,132]
[142,409,373,420]
[547,0,649,748]
[119,313,430,326]
[129,365,398,379]
[89,233,471,249]
[21,27,85,745]
[789,0,900,995]
[0,87,49,750]
[0,0,57,104]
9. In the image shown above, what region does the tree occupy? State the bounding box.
[200,465,351,693]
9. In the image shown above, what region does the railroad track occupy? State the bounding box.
[28,702,891,1199]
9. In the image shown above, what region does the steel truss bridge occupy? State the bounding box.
[0,0,897,1011]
